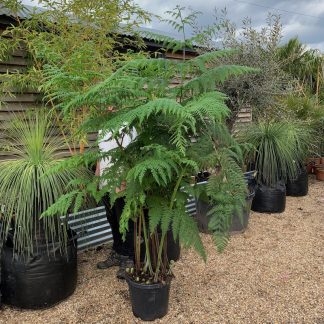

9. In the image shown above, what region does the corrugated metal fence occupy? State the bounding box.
[67,197,197,251]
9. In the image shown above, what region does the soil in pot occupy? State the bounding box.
[286,167,309,197]
[1,230,78,309]
[251,181,286,213]
[127,276,171,321]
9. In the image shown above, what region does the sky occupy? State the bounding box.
[21,0,324,52]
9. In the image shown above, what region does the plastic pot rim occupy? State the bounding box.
[126,276,172,289]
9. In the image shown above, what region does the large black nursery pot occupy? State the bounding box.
[231,189,255,233]
[127,277,171,321]
[1,230,78,309]
[166,230,180,262]
[196,189,255,234]
[286,167,308,197]
[251,181,286,213]
[195,171,256,233]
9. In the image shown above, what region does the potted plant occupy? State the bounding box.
[285,123,312,196]
[188,123,254,234]
[242,121,309,213]
[47,49,256,320]
[0,112,89,309]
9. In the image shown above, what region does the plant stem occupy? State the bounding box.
[134,219,140,272]
[136,212,142,273]
[153,170,184,282]
[140,208,153,275]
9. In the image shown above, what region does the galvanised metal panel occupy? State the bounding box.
[66,197,197,251]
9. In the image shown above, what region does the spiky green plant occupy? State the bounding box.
[0,111,90,255]
[242,121,312,187]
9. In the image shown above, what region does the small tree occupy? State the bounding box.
[192,11,291,122]
[278,37,323,99]
[0,0,150,153]
[44,48,256,282]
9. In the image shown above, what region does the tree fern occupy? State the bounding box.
[42,30,257,281]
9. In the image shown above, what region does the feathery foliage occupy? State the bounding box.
[187,122,249,251]
[0,112,90,255]
[46,46,257,283]
[38,3,257,282]
[0,0,150,153]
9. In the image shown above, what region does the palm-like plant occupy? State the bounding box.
[242,121,311,187]
[278,38,323,95]
[0,112,89,255]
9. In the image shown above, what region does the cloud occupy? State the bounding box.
[21,0,324,52]
[136,0,324,52]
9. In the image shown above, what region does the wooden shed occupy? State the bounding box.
[0,5,199,160]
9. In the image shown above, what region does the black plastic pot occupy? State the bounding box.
[166,230,180,262]
[127,277,171,321]
[231,190,255,233]
[244,170,257,192]
[195,189,255,234]
[286,168,308,197]
[252,182,286,213]
[195,171,257,233]
[195,195,210,233]
[1,232,77,309]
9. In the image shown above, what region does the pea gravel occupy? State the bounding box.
[0,176,323,324]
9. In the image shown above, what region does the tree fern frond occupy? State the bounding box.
[213,232,230,253]
[174,208,206,261]
[126,157,174,186]
[181,65,258,96]
[186,91,230,123]
[147,196,164,233]
[161,205,172,235]
[188,49,239,73]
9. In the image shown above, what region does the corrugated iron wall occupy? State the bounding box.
[65,197,197,252]
[63,206,113,251]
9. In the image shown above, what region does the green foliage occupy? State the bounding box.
[241,121,312,186]
[278,38,323,94]
[187,122,248,251]
[0,111,90,255]
[142,5,201,58]
[192,11,289,121]
[45,47,255,282]
[0,0,151,152]
[277,94,324,155]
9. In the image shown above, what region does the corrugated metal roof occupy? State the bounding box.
[0,4,183,42]
[0,4,45,18]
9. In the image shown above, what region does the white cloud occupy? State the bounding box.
[20,0,324,50]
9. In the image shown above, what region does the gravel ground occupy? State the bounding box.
[1,177,323,324]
